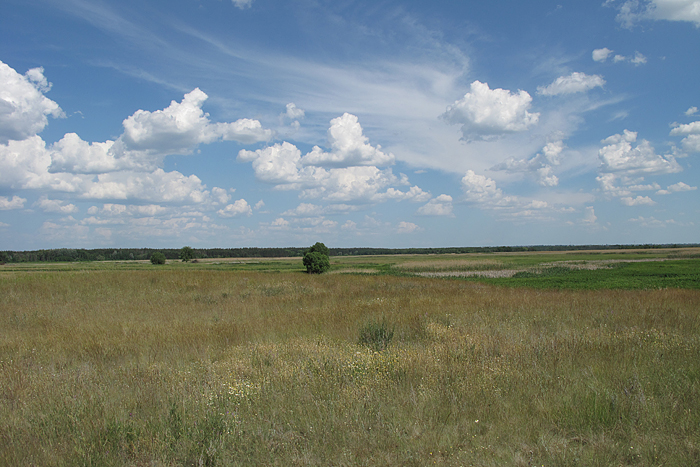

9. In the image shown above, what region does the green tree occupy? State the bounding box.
[307,242,330,257]
[150,252,166,265]
[179,246,194,262]
[303,242,330,274]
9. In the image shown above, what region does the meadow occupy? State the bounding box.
[1,249,699,465]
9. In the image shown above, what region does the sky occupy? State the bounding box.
[1,0,698,250]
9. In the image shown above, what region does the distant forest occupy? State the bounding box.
[1,244,697,263]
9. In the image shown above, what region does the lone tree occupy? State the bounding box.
[303,242,330,274]
[179,246,194,262]
[150,252,166,265]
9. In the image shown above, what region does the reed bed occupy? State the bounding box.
[1,269,699,465]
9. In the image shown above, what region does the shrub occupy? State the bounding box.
[150,252,166,265]
[303,251,330,274]
[358,318,394,352]
[303,242,330,274]
[179,246,194,262]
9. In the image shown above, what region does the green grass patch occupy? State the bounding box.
[475,260,700,290]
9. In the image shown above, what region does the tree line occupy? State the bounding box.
[0,243,697,264]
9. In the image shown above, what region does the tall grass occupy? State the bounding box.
[1,269,699,465]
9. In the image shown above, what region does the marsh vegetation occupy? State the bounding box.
[1,249,699,465]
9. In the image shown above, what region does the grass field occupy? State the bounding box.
[1,250,699,465]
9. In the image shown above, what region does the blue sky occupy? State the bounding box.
[1,0,698,249]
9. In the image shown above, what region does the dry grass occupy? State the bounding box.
[1,269,699,465]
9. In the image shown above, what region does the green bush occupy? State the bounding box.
[303,251,330,274]
[303,242,330,274]
[358,318,394,352]
[150,252,166,265]
[179,246,194,262]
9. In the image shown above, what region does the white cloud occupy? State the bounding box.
[628,215,682,228]
[300,113,394,167]
[342,220,357,230]
[397,221,420,234]
[630,51,648,65]
[49,133,126,174]
[657,181,697,194]
[0,61,63,144]
[217,199,252,217]
[417,194,454,216]
[621,195,656,206]
[282,103,305,121]
[598,130,682,175]
[282,203,362,216]
[686,106,698,116]
[537,72,605,96]
[48,88,273,175]
[34,196,78,214]
[593,48,614,62]
[211,187,231,204]
[270,217,289,229]
[582,206,598,224]
[441,81,539,140]
[253,200,265,210]
[239,117,427,203]
[122,88,272,154]
[375,185,432,203]
[491,139,564,186]
[231,0,253,9]
[461,170,505,204]
[670,120,700,152]
[79,169,211,204]
[299,166,402,203]
[613,0,700,28]
[0,195,26,210]
[238,142,303,184]
[647,0,700,25]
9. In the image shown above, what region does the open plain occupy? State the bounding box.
[1,249,699,465]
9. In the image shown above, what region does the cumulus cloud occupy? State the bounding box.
[281,103,305,121]
[621,195,655,206]
[122,88,272,153]
[46,88,273,175]
[598,130,682,175]
[582,206,598,224]
[231,0,253,8]
[537,72,605,96]
[670,120,700,152]
[630,51,648,65]
[34,196,78,214]
[441,81,539,140]
[417,194,454,216]
[217,199,252,217]
[0,195,26,210]
[49,133,126,174]
[300,113,394,167]
[282,203,363,217]
[686,106,698,116]
[79,169,213,204]
[239,141,411,202]
[397,221,420,234]
[656,181,697,194]
[0,61,63,144]
[491,139,564,186]
[238,115,426,203]
[461,170,504,204]
[592,48,614,62]
[460,169,562,220]
[612,0,700,28]
[211,187,231,204]
[238,142,304,184]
